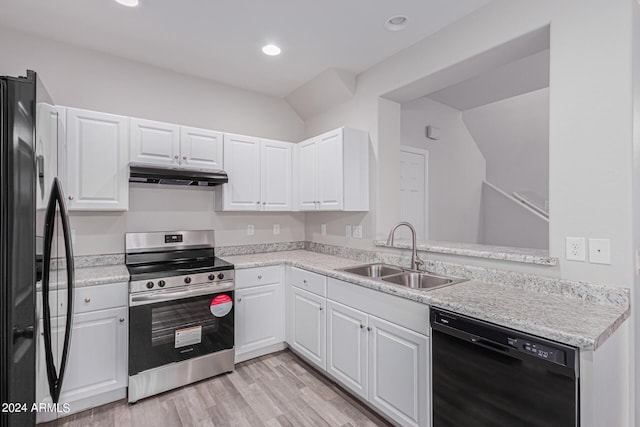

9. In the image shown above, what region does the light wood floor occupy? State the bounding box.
[42,350,392,427]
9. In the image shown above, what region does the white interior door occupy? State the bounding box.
[399,146,428,242]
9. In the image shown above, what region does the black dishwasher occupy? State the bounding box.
[431,308,579,427]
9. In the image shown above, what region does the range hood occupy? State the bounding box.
[129,164,228,187]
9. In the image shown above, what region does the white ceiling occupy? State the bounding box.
[0,0,492,98]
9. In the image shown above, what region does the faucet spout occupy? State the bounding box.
[385,222,424,271]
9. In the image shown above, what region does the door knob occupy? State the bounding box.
[174,155,179,159]
[238,298,242,302]
[68,196,74,200]
[84,297,91,303]
[119,318,125,323]
[183,156,187,160]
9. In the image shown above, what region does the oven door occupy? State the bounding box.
[128,283,234,375]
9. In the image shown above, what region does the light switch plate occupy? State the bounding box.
[321,224,327,235]
[247,224,254,236]
[345,225,352,238]
[353,226,362,239]
[588,238,611,264]
[565,237,586,261]
[273,224,280,235]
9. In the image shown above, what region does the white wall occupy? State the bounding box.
[462,88,549,199]
[303,0,635,420]
[0,26,306,255]
[401,97,485,243]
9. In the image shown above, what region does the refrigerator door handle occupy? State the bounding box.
[40,177,75,404]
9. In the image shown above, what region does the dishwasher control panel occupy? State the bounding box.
[507,337,566,364]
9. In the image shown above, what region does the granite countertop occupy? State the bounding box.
[39,264,130,290]
[224,250,630,351]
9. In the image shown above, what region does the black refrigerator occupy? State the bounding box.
[0,70,75,426]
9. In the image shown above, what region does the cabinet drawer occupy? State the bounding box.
[235,265,282,289]
[75,282,128,314]
[290,267,326,297]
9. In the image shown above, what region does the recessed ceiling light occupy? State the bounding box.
[385,15,408,31]
[114,0,139,7]
[262,44,281,56]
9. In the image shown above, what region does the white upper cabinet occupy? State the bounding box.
[261,139,292,211]
[221,133,261,211]
[64,108,129,211]
[296,127,369,212]
[298,138,318,211]
[130,119,223,171]
[129,118,180,167]
[219,134,293,211]
[180,126,224,170]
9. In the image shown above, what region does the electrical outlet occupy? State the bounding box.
[247,224,254,236]
[273,224,280,235]
[565,237,586,261]
[353,226,362,239]
[345,225,352,238]
[588,238,610,264]
[321,224,327,235]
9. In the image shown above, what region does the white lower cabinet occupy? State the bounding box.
[36,283,128,422]
[368,316,429,427]
[326,300,368,400]
[235,284,284,360]
[234,266,285,363]
[290,286,326,370]
[326,299,429,427]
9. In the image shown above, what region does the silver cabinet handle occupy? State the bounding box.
[174,155,179,159]
[68,196,74,200]
[183,156,187,160]
[258,275,262,279]
[84,297,91,303]
[119,318,125,323]
[238,298,242,302]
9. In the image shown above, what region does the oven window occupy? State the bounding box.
[129,291,234,375]
[151,301,218,346]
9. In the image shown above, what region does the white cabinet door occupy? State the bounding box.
[235,284,283,356]
[261,139,292,211]
[65,108,128,211]
[368,316,429,427]
[180,126,223,170]
[291,286,326,370]
[297,138,318,210]
[317,128,344,210]
[36,307,128,419]
[130,118,180,166]
[222,133,261,211]
[326,300,368,400]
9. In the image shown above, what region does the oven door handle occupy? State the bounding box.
[130,282,234,306]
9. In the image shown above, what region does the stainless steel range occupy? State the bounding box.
[125,230,235,403]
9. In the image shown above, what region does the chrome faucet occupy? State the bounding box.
[386,222,424,271]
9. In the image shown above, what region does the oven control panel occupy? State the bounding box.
[130,269,235,293]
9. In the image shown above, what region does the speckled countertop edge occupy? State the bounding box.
[223,250,629,351]
[374,240,558,266]
[41,264,130,290]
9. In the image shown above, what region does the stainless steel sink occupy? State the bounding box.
[339,263,406,278]
[381,271,464,290]
[336,263,466,291]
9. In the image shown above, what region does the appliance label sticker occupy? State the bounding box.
[210,294,233,317]
[175,326,202,348]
